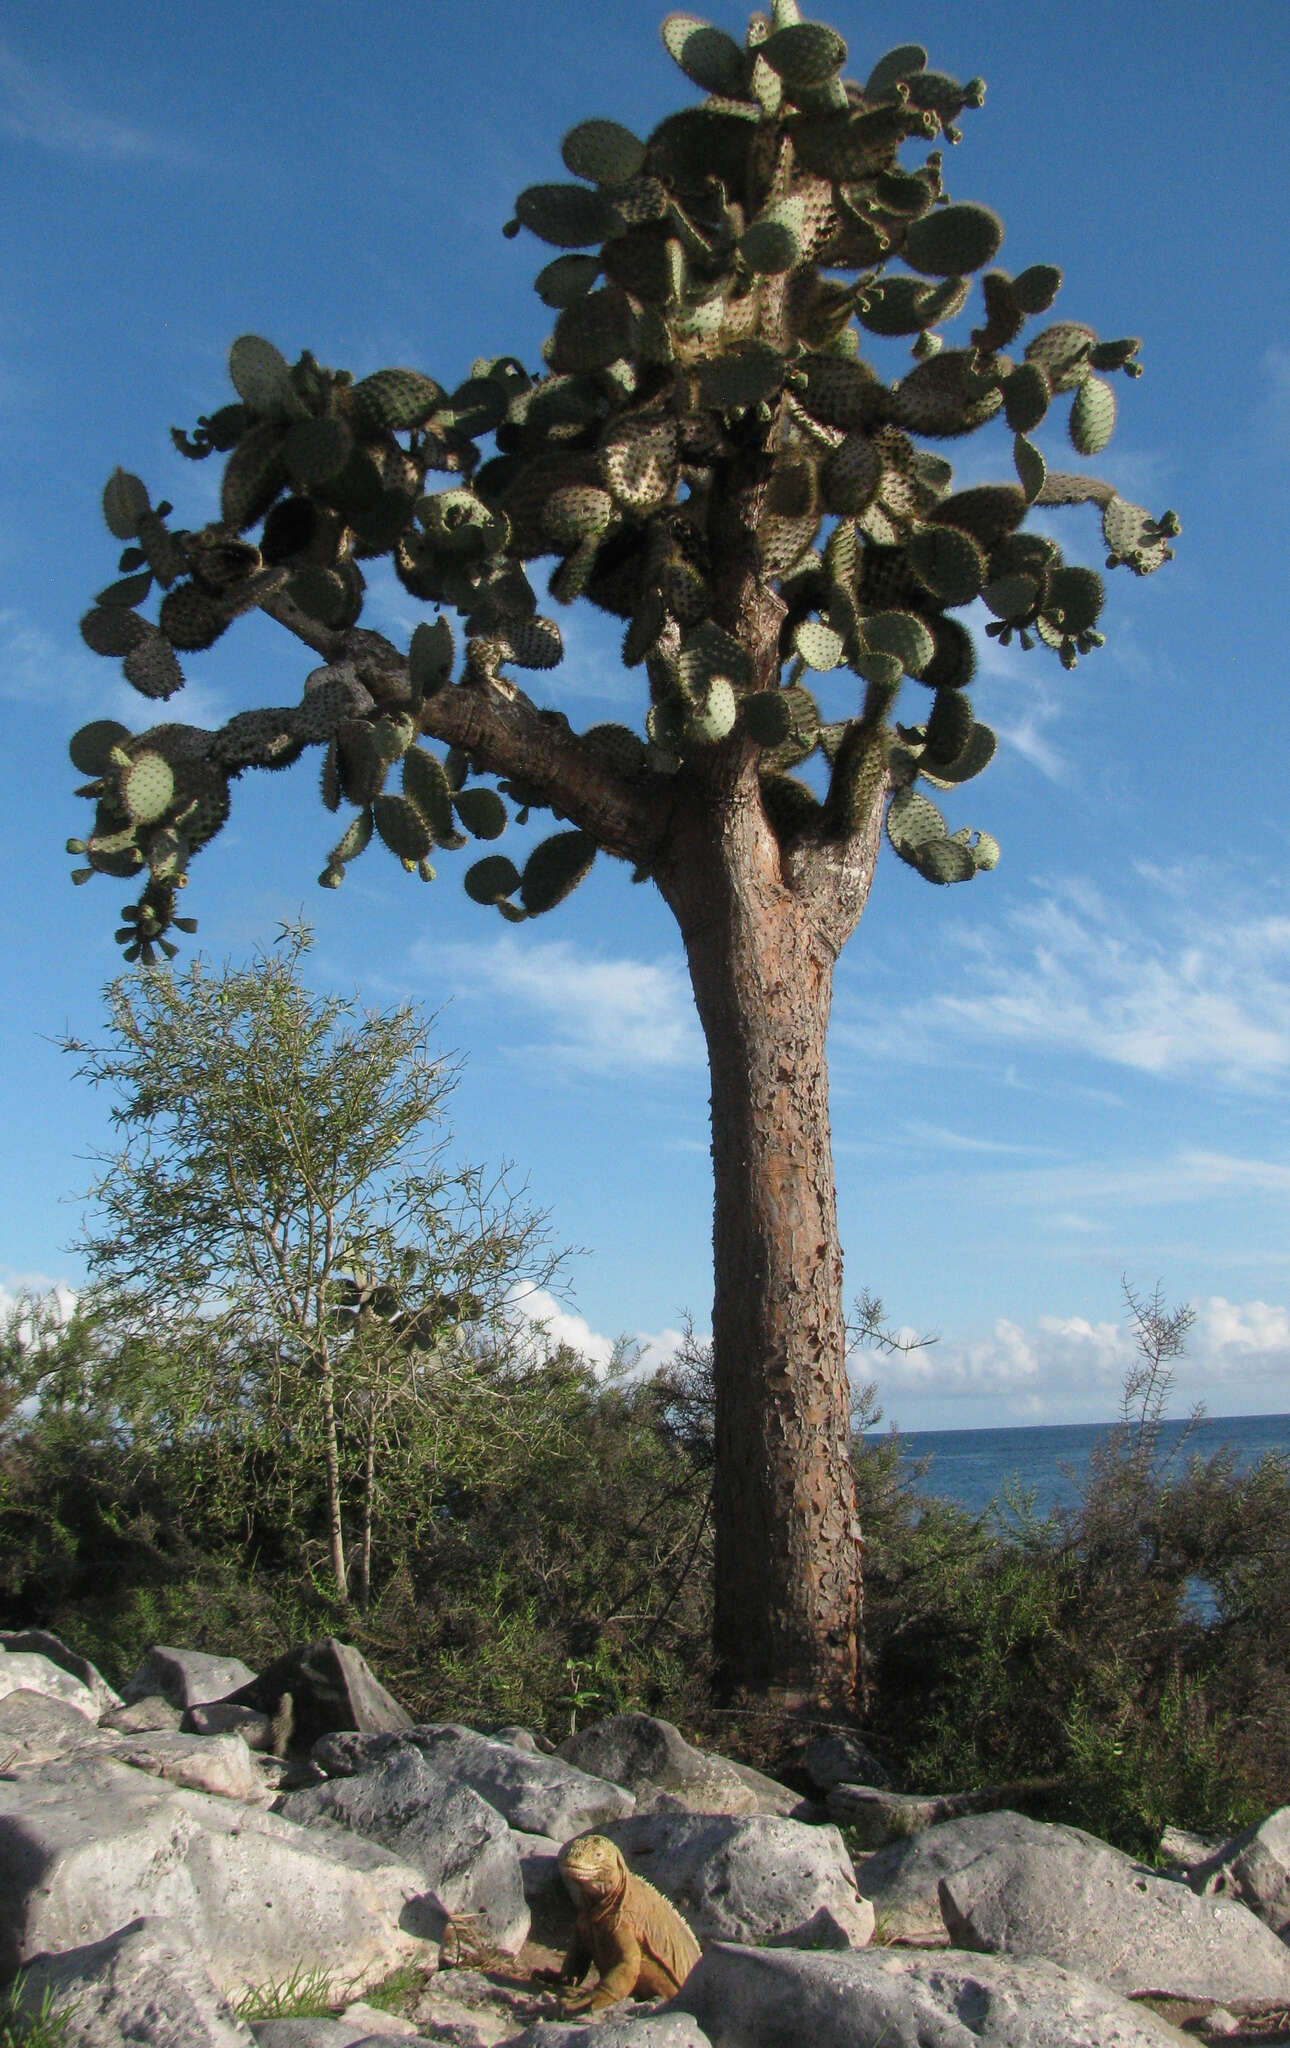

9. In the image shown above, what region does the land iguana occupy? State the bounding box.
[536,1832,701,2014]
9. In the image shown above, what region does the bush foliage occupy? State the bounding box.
[3,1280,1289,1857]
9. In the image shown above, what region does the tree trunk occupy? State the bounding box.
[658,779,880,1710]
[314,1356,349,1601]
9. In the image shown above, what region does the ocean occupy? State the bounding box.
[867,1411,1290,1522]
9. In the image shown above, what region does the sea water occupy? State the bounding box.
[866,1411,1290,1522]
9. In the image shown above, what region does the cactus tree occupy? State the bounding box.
[65,3,1176,1709]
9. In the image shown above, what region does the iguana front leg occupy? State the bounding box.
[560,1931,642,2014]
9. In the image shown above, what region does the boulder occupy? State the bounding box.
[98,1728,275,1803]
[280,1743,530,1954]
[936,1811,1290,2008]
[124,1646,259,1711]
[315,1724,633,1840]
[0,1687,112,1767]
[221,1639,411,1751]
[184,1700,284,1751]
[100,1693,185,1734]
[666,1941,1191,2048]
[491,1724,556,1756]
[4,1913,256,2047]
[250,2021,428,2048]
[0,1645,98,1719]
[0,1751,440,1998]
[714,1755,817,1820]
[510,2018,711,2048]
[0,1628,122,1714]
[405,1964,553,2043]
[828,1783,1020,1850]
[561,1714,758,1817]
[1192,1806,1290,1938]
[800,1729,892,1793]
[857,1808,1029,1944]
[511,1829,565,1900]
[605,1810,874,1949]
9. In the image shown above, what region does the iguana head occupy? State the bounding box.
[559,1833,628,1903]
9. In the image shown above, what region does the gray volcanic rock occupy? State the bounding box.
[5,1914,256,2047]
[667,1941,1191,2048]
[222,1639,411,1751]
[0,1751,440,1996]
[280,1743,530,1953]
[937,1813,1290,2007]
[606,1809,873,1948]
[0,1629,122,1714]
[1192,1805,1290,1939]
[124,1646,258,1711]
[314,1724,633,1840]
[0,1687,113,1767]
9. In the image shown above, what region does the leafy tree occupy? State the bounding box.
[64,5,1176,1705]
[62,926,559,1607]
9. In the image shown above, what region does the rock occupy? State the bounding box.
[4,1913,256,2047]
[250,2014,429,2048]
[0,1646,99,1720]
[1159,1825,1220,1876]
[222,1639,412,1751]
[491,1724,556,1756]
[510,2018,712,2048]
[801,1729,893,1794]
[0,1628,123,1714]
[315,1724,634,1840]
[250,2026,432,2048]
[828,1783,1018,1850]
[605,1810,874,1949]
[936,1811,1290,2008]
[0,1687,113,1767]
[407,1963,554,2044]
[713,1755,818,1820]
[184,1700,283,1750]
[511,1829,565,1900]
[857,1807,1029,1944]
[100,1693,185,1734]
[1191,1806,1290,1939]
[561,1714,759,1817]
[666,1941,1191,2048]
[98,1729,275,1803]
[280,1744,530,1954]
[0,1750,441,1997]
[124,1645,259,1710]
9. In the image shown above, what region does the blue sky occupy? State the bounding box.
[3,0,1288,1431]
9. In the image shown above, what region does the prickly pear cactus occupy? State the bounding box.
[68,4,1177,957]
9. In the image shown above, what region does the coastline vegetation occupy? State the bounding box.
[3,1272,1287,1862]
[4,944,1286,1862]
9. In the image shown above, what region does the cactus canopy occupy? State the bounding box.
[68,1,1176,964]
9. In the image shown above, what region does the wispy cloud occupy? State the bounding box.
[430,932,703,1076]
[861,1291,1290,1420]
[0,608,230,730]
[0,43,200,167]
[838,869,1290,1091]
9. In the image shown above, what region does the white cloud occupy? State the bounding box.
[435,934,703,1075]
[838,870,1290,1090]
[509,1285,686,1380]
[1198,1295,1290,1377]
[0,43,200,166]
[862,1293,1290,1420]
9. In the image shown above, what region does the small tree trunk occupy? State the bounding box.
[315,1358,349,1601]
[356,1393,377,1613]
[659,786,875,1710]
